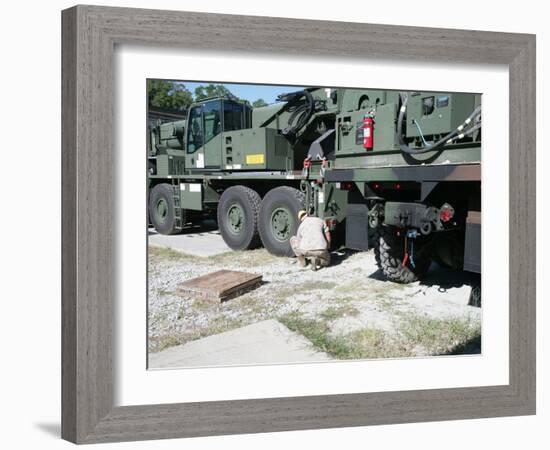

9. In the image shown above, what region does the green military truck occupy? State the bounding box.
[148,87,481,286]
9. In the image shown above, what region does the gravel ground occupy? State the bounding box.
[148,244,481,360]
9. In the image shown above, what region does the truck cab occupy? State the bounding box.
[185,97,253,170]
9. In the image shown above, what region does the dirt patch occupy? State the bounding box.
[148,245,481,358]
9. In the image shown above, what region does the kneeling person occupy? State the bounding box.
[290,210,331,268]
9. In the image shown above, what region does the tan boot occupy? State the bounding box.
[296,255,307,267]
[310,257,318,271]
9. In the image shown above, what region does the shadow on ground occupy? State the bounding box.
[328,248,358,266]
[35,423,60,438]
[367,261,481,307]
[148,220,218,236]
[420,263,479,290]
[420,264,481,307]
[446,332,482,355]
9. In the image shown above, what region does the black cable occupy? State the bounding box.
[397,93,481,155]
[281,90,315,142]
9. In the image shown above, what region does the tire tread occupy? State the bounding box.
[217,185,262,250]
[258,186,305,256]
[374,227,430,283]
[149,183,180,235]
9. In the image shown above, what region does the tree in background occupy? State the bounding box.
[252,99,268,108]
[149,81,265,110]
[147,80,193,110]
[194,84,238,101]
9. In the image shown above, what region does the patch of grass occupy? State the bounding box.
[279,313,404,360]
[320,304,360,321]
[299,280,338,291]
[335,280,407,303]
[371,293,404,312]
[212,248,277,268]
[148,305,178,328]
[225,295,267,316]
[156,288,174,297]
[278,312,349,358]
[150,246,278,270]
[148,334,185,353]
[148,246,198,261]
[332,296,358,303]
[447,333,482,355]
[266,280,338,304]
[336,281,365,294]
[192,315,245,339]
[278,311,481,360]
[335,283,407,312]
[149,314,247,353]
[148,245,190,259]
[343,328,411,359]
[190,296,218,312]
[270,286,303,303]
[399,315,481,355]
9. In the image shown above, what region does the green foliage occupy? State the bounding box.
[148,81,255,112]
[194,84,236,101]
[252,98,268,108]
[278,313,350,358]
[147,80,193,111]
[279,311,481,360]
[319,304,360,321]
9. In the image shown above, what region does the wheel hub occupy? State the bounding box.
[227,203,245,234]
[155,198,168,224]
[270,207,293,242]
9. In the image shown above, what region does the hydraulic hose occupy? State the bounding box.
[463,123,481,137]
[281,90,315,142]
[397,93,482,155]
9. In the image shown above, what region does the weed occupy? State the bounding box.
[299,280,338,291]
[148,246,197,261]
[278,311,481,360]
[211,249,277,268]
[320,305,360,321]
[399,314,481,355]
[148,334,185,353]
[278,313,348,358]
[156,288,174,297]
[148,314,247,353]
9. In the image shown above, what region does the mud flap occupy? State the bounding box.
[345,203,369,251]
[463,211,481,273]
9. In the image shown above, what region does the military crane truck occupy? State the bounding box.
[148,87,481,285]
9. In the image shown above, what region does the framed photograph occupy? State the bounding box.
[62,5,536,444]
[145,80,485,371]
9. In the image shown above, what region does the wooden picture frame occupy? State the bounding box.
[61,5,536,443]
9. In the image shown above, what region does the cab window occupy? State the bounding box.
[223,101,244,131]
[203,100,222,143]
[187,105,203,153]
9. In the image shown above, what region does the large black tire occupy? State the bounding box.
[149,183,180,235]
[258,186,305,256]
[217,186,262,251]
[468,285,481,307]
[374,227,431,283]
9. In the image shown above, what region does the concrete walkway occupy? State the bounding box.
[148,227,230,257]
[148,319,330,369]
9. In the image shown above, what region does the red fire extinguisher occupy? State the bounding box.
[363,115,373,150]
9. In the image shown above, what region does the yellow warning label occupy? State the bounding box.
[246,153,265,165]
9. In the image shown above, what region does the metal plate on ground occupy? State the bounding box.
[177,270,263,302]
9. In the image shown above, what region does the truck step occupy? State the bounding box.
[172,184,184,231]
